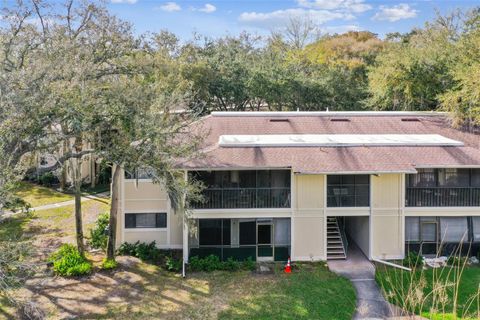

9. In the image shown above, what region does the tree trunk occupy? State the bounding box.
[73,158,85,256]
[60,141,67,191]
[106,165,121,260]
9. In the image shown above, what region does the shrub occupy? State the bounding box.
[188,255,256,272]
[202,255,222,272]
[403,251,422,268]
[242,257,256,271]
[38,172,57,187]
[117,242,137,256]
[89,212,109,250]
[222,257,241,271]
[49,244,92,277]
[117,241,163,262]
[4,196,31,212]
[188,256,203,271]
[165,256,182,272]
[101,258,118,270]
[135,241,161,261]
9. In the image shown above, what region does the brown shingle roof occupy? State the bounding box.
[183,112,480,173]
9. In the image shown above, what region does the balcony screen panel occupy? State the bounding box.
[274,219,290,246]
[199,219,222,246]
[420,218,437,242]
[327,175,370,207]
[440,217,468,242]
[257,170,291,188]
[405,217,420,242]
[472,169,480,187]
[222,220,231,245]
[438,169,470,187]
[239,221,256,245]
[407,169,436,187]
[473,217,480,241]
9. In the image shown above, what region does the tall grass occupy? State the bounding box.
[376,240,480,319]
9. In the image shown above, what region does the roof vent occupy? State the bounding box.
[330,118,350,122]
[269,118,289,122]
[401,118,420,122]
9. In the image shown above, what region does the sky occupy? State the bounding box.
[105,0,479,39]
[11,0,478,40]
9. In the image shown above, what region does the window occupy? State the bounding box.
[239,221,256,245]
[125,213,167,228]
[327,175,370,207]
[198,219,230,246]
[439,217,468,242]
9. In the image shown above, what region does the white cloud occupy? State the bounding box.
[158,2,181,12]
[297,0,371,13]
[239,8,353,29]
[198,4,217,13]
[322,24,360,34]
[373,3,418,22]
[111,0,138,4]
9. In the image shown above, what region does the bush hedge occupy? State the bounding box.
[89,212,109,250]
[117,241,182,272]
[188,255,255,272]
[49,244,92,276]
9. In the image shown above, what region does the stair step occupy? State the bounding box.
[327,245,344,249]
[327,256,346,260]
[327,236,341,239]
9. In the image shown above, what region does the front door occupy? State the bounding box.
[257,221,274,261]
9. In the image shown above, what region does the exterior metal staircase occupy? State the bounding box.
[327,217,347,260]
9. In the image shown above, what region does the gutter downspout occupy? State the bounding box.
[373,258,411,272]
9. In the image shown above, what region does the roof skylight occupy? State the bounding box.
[218,134,463,147]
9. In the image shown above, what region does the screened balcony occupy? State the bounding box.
[406,169,480,207]
[189,170,291,209]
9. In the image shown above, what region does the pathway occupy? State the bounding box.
[328,243,402,319]
[1,192,110,222]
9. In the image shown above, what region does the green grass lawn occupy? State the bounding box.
[13,181,74,208]
[376,265,480,319]
[218,263,356,320]
[13,181,110,208]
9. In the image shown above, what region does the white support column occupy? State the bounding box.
[182,170,189,277]
[183,217,189,263]
[290,169,295,260]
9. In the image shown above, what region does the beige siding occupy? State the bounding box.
[124,230,168,244]
[370,174,404,259]
[292,174,326,261]
[120,176,182,249]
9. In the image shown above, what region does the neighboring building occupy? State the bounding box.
[115,111,480,262]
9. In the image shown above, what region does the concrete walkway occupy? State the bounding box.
[1,192,110,222]
[328,243,401,320]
